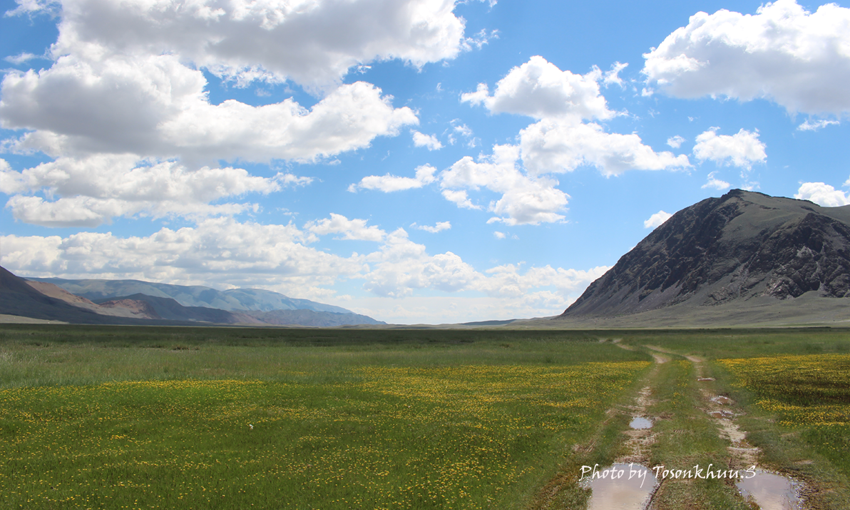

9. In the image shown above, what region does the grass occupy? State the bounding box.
[3,325,850,508]
[0,325,649,509]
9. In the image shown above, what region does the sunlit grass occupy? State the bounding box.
[719,353,850,476]
[0,326,649,509]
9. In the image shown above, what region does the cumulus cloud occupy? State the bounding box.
[0,215,609,319]
[459,56,690,187]
[0,217,365,299]
[644,210,672,229]
[702,171,731,191]
[474,264,609,298]
[305,213,386,242]
[0,55,417,162]
[440,144,568,225]
[693,128,766,169]
[461,55,615,121]
[441,189,479,210]
[348,164,437,193]
[363,228,480,297]
[411,221,451,233]
[35,0,471,90]
[795,181,850,207]
[520,119,691,176]
[0,155,300,227]
[643,0,850,116]
[411,131,443,151]
[667,135,685,148]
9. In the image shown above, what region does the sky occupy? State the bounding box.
[2,0,850,324]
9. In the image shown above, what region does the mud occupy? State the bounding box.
[737,470,804,510]
[583,463,658,510]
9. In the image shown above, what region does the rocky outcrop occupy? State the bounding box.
[562,190,850,318]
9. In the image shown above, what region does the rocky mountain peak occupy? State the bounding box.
[561,190,850,318]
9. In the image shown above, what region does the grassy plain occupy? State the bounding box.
[0,326,650,509]
[1,326,850,509]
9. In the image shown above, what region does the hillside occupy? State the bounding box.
[29,278,352,314]
[558,190,850,326]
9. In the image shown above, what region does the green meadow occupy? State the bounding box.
[1,326,849,509]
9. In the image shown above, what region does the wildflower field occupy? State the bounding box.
[719,353,850,476]
[0,326,649,509]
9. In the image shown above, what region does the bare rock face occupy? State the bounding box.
[562,190,850,318]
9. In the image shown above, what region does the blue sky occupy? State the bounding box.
[2,0,850,323]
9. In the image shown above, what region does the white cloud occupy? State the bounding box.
[411,131,443,151]
[4,52,39,65]
[39,0,471,90]
[441,189,480,210]
[305,213,386,242]
[4,0,59,17]
[349,164,437,193]
[440,144,569,225]
[520,119,691,176]
[667,135,685,149]
[643,210,672,229]
[643,0,850,116]
[411,221,451,233]
[0,155,300,227]
[702,171,731,191]
[693,128,766,169]
[0,216,609,322]
[0,55,417,163]
[461,55,615,121]
[447,119,476,147]
[602,62,629,88]
[0,217,365,300]
[493,231,506,239]
[474,264,609,298]
[795,182,850,207]
[459,57,689,183]
[797,119,840,131]
[362,228,481,297]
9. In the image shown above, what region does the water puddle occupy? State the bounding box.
[582,463,658,510]
[629,416,653,429]
[736,470,803,510]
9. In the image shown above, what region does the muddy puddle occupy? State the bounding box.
[582,463,658,510]
[736,470,803,510]
[629,416,652,429]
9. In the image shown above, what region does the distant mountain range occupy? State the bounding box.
[2,269,383,327]
[557,189,850,327]
[28,277,352,314]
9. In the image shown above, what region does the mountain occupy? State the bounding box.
[95,294,265,324]
[28,278,352,314]
[559,190,850,326]
[246,309,384,327]
[0,266,180,324]
[3,267,383,326]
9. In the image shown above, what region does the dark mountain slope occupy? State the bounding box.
[96,294,264,324]
[247,309,384,327]
[561,190,850,319]
[0,266,175,324]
